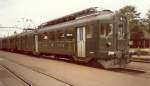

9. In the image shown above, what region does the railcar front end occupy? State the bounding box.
[96,12,130,68]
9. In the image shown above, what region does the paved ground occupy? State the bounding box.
[132,55,150,59]
[0,51,150,86]
[130,48,150,62]
[0,58,70,86]
[0,64,29,86]
[126,62,150,78]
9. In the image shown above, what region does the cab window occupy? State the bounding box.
[118,23,125,40]
[100,23,113,38]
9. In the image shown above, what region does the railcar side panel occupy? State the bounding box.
[0,38,2,49]
[38,27,76,56]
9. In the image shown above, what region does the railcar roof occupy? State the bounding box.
[38,7,113,28]
[17,31,34,37]
[38,12,115,33]
[1,30,35,39]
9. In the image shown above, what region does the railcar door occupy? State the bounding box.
[34,34,39,53]
[77,26,86,57]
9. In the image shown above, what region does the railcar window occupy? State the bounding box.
[100,24,113,38]
[56,30,65,40]
[39,34,43,41]
[44,35,48,40]
[43,33,48,40]
[79,28,83,40]
[118,23,125,40]
[86,25,93,39]
[66,28,75,40]
[39,33,48,41]
[49,32,55,40]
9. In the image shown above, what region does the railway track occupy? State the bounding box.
[3,50,149,72]
[109,61,150,79]
[0,65,31,86]
[0,51,150,86]
[0,65,30,86]
[41,54,149,76]
[0,58,72,86]
[2,51,150,71]
[110,68,145,74]
[11,60,74,86]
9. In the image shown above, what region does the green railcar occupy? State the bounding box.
[36,9,130,68]
[0,7,130,68]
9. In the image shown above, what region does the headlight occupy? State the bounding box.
[108,51,115,56]
[106,42,111,47]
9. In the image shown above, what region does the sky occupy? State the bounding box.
[0,0,150,37]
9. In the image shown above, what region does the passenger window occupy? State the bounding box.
[44,35,48,40]
[39,33,48,41]
[66,28,75,40]
[100,23,113,38]
[56,30,65,40]
[86,25,93,39]
[39,34,43,41]
[49,32,55,40]
[43,33,48,40]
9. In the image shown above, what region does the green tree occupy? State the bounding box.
[119,5,144,39]
[119,5,142,30]
[120,5,140,21]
